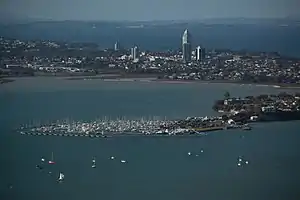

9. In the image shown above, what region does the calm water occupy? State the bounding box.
[1,78,300,200]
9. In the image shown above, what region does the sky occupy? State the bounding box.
[1,0,300,21]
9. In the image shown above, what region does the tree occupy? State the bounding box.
[224,91,230,99]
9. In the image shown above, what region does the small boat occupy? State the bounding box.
[48,152,55,164]
[92,157,96,168]
[58,172,64,182]
[120,160,126,163]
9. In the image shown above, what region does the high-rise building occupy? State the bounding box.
[134,46,139,60]
[131,46,139,60]
[114,41,120,51]
[196,46,205,62]
[182,29,192,62]
[131,48,134,58]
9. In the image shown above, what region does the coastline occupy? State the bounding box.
[152,79,300,89]
[2,75,300,89]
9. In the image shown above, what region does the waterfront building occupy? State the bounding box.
[182,29,192,62]
[196,46,205,62]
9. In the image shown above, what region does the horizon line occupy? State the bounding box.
[2,16,300,23]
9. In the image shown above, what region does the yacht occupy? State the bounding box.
[92,157,96,168]
[58,172,65,182]
[48,152,55,164]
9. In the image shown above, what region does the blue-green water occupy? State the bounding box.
[1,78,300,200]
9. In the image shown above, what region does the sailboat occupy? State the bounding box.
[57,172,65,182]
[48,152,55,164]
[92,157,96,168]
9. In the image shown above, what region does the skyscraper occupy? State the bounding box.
[114,41,120,51]
[131,46,139,60]
[196,46,205,62]
[182,29,192,62]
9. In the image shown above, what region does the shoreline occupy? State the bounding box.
[2,75,300,89]
[153,79,300,89]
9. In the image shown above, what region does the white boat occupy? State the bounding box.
[120,160,126,163]
[92,157,96,168]
[48,152,55,164]
[58,172,64,182]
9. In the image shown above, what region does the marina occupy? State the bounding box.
[16,93,300,138]
[18,115,251,137]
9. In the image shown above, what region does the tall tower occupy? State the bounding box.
[182,29,192,62]
[196,46,205,62]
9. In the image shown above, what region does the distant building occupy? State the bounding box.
[196,46,205,62]
[114,42,120,51]
[131,46,139,60]
[131,48,134,59]
[182,29,192,62]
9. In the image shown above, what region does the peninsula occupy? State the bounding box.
[18,92,300,137]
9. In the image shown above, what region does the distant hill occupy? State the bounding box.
[1,17,300,26]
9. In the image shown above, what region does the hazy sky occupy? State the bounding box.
[1,0,299,21]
